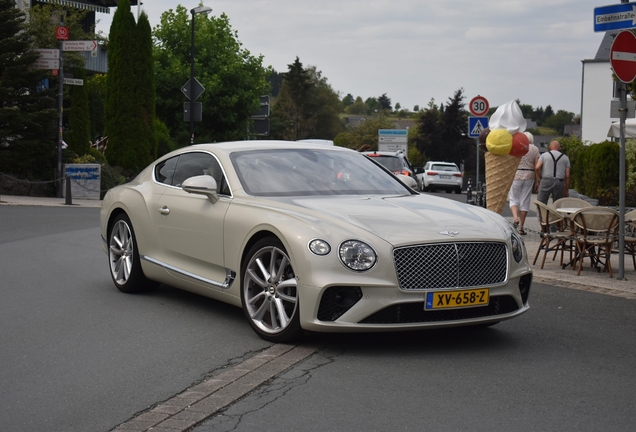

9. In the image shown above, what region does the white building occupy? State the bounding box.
[581,31,626,144]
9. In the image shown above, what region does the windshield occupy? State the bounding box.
[231,149,412,196]
[367,155,403,172]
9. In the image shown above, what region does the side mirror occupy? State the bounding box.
[181,175,219,203]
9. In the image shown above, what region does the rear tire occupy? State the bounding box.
[241,237,302,343]
[108,213,158,293]
[455,188,462,194]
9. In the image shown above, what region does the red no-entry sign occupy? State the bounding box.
[611,30,636,83]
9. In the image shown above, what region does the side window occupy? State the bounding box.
[172,153,213,187]
[155,156,178,185]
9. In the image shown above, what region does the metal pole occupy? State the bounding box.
[618,81,627,279]
[475,138,480,195]
[189,12,196,145]
[56,16,65,198]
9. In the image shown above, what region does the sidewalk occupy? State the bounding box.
[0,194,102,208]
[2,194,635,299]
[508,214,636,299]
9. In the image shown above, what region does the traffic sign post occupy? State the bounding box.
[469,96,489,116]
[468,98,489,201]
[56,26,68,40]
[608,29,635,280]
[181,78,205,102]
[62,40,97,52]
[468,116,489,138]
[611,30,636,83]
[594,2,636,32]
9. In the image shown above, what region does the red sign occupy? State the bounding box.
[469,95,489,116]
[51,69,58,76]
[56,26,69,40]
[611,30,636,83]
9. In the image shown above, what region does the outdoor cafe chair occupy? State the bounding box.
[534,200,573,269]
[571,207,620,277]
[624,209,636,270]
[551,197,593,211]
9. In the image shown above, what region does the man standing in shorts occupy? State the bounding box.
[535,140,570,204]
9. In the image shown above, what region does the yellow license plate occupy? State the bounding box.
[425,288,489,310]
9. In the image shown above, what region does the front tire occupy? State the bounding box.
[108,213,157,293]
[241,237,302,343]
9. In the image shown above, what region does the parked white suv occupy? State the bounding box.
[418,161,463,194]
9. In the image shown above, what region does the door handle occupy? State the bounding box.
[159,206,170,215]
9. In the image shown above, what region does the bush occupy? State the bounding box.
[100,164,125,199]
[570,141,619,198]
[597,187,636,207]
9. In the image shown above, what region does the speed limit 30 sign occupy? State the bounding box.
[469,95,489,116]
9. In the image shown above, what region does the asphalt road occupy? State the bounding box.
[1,205,634,432]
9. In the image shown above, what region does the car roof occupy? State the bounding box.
[427,161,459,166]
[159,141,359,159]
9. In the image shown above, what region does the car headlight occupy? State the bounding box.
[511,232,523,263]
[308,239,331,256]
[339,240,377,271]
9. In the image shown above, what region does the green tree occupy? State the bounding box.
[105,1,156,172]
[342,93,354,108]
[378,93,392,111]
[153,6,269,144]
[333,116,394,150]
[134,12,157,160]
[412,90,471,166]
[346,96,367,115]
[104,0,141,170]
[66,67,91,156]
[544,110,574,135]
[85,74,107,142]
[0,0,57,180]
[365,97,380,114]
[270,58,344,140]
[412,99,443,161]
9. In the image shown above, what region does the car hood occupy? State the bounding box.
[270,194,509,246]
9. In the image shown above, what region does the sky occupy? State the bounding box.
[95,0,611,116]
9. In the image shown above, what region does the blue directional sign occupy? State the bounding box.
[468,116,488,138]
[594,2,636,32]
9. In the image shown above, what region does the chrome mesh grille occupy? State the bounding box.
[393,242,507,290]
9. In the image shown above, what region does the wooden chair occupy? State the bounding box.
[624,209,636,270]
[571,208,620,277]
[534,200,573,269]
[552,197,593,210]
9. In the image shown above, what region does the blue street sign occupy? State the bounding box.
[594,2,636,32]
[468,116,488,138]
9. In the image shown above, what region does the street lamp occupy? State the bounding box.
[189,5,212,144]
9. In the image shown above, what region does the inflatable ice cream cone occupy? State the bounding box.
[483,100,529,215]
[485,152,520,214]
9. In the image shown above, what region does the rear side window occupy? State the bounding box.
[155,157,178,185]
